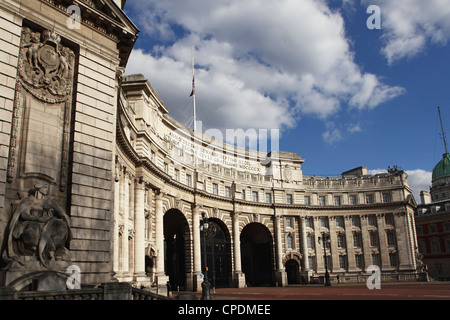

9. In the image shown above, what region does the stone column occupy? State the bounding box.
[344,215,357,272]
[395,212,415,271]
[155,190,169,289]
[232,211,245,288]
[192,204,202,291]
[377,214,390,271]
[300,216,310,283]
[121,171,130,278]
[113,164,120,275]
[274,214,287,286]
[313,217,324,272]
[134,178,147,283]
[361,215,372,271]
[328,217,340,272]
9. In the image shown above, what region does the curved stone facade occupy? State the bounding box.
[114,74,418,290]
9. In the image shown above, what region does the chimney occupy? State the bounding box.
[420,191,431,205]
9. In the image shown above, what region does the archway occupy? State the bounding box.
[201,218,232,288]
[164,209,190,290]
[285,259,300,284]
[240,222,274,286]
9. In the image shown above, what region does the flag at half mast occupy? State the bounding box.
[189,76,195,97]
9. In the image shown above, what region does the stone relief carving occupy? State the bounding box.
[2,183,72,268]
[7,26,76,190]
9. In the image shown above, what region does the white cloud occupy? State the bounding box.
[125,0,404,137]
[366,0,450,64]
[406,169,432,202]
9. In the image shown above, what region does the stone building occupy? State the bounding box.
[0,0,418,292]
[415,153,450,280]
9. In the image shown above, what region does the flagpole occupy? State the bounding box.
[192,45,197,132]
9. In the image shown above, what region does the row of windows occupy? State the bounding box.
[297,230,396,250]
[305,193,391,206]
[298,214,395,229]
[418,238,450,254]
[306,252,398,270]
[417,222,450,235]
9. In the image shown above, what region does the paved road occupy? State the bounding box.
[178,283,450,300]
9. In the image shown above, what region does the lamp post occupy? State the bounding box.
[200,212,212,300]
[318,232,331,287]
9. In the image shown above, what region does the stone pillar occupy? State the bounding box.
[122,172,130,278]
[113,163,120,275]
[344,215,357,272]
[134,178,148,283]
[274,214,287,286]
[192,204,202,291]
[377,214,390,271]
[232,211,246,288]
[300,216,311,283]
[328,217,340,272]
[395,212,415,271]
[155,190,169,289]
[313,217,325,272]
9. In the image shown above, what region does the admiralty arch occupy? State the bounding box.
[0,0,418,292]
[114,74,419,291]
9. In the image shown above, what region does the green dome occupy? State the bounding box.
[432,153,450,180]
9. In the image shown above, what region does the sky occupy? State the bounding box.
[123,0,450,201]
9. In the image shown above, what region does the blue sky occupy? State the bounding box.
[123,0,450,200]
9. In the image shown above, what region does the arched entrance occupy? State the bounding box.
[240,223,274,286]
[285,259,300,284]
[164,209,190,290]
[201,218,232,288]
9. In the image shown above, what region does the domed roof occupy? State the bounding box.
[432,153,450,180]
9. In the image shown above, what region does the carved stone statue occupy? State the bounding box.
[3,183,72,268]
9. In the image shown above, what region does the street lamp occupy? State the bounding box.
[200,212,212,300]
[318,232,331,287]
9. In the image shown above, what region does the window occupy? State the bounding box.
[321,217,328,228]
[186,174,192,187]
[352,216,360,227]
[319,196,326,206]
[382,193,391,203]
[212,183,218,195]
[355,254,363,269]
[385,214,394,226]
[286,234,293,249]
[370,232,378,247]
[252,191,259,202]
[304,196,310,206]
[387,231,396,246]
[174,168,180,181]
[339,255,346,269]
[334,196,341,206]
[286,194,293,204]
[431,239,440,253]
[368,215,377,227]
[225,186,231,198]
[286,218,292,229]
[337,234,345,248]
[305,217,312,228]
[336,217,344,228]
[308,257,315,270]
[349,195,357,205]
[307,235,314,249]
[164,163,168,173]
[241,190,246,200]
[389,253,398,267]
[445,223,450,232]
[353,233,361,247]
[372,254,380,267]
[417,226,423,235]
[265,192,272,203]
[365,194,374,204]
[429,224,437,234]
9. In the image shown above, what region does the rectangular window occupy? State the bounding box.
[370,232,378,247]
[174,168,180,181]
[387,231,396,246]
[385,213,394,226]
[349,195,357,205]
[286,194,293,204]
[304,196,310,206]
[368,215,377,227]
[319,196,326,206]
[252,191,259,202]
[334,196,341,206]
[337,234,345,248]
[286,218,292,229]
[382,193,391,203]
[212,183,218,195]
[352,216,360,227]
[307,235,314,249]
[372,254,380,267]
[286,235,293,249]
[365,194,374,204]
[308,257,315,270]
[355,254,363,269]
[242,190,246,200]
[225,186,231,198]
[266,192,272,203]
[185,174,192,187]
[389,253,398,267]
[353,233,361,247]
[305,217,312,228]
[336,217,344,228]
[321,217,328,228]
[339,255,347,269]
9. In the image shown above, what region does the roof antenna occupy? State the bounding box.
[438,106,448,154]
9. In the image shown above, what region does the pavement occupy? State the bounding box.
[176,282,450,300]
